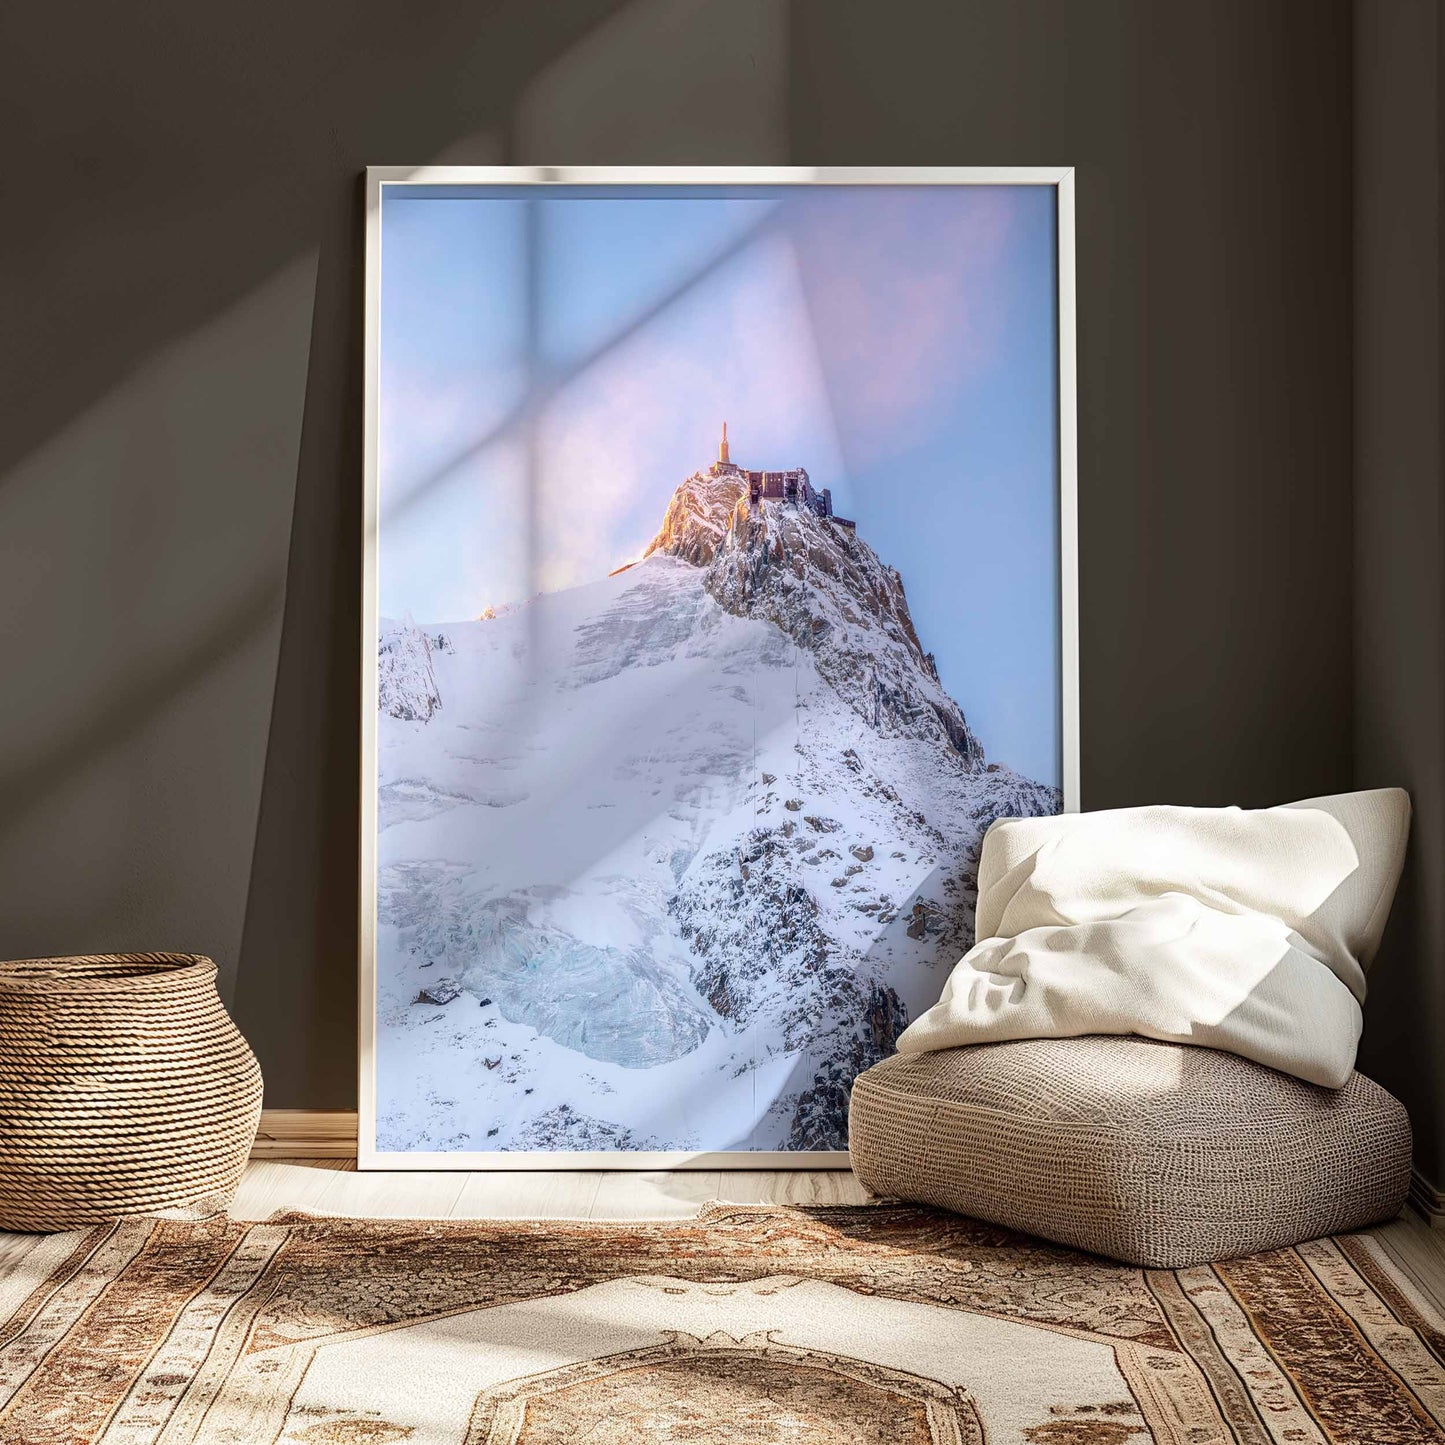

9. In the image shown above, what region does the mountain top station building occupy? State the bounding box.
[709,423,855,530]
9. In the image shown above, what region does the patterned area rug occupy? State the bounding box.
[0,1202,1442,1444]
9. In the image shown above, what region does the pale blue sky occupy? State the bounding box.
[378,184,1061,786]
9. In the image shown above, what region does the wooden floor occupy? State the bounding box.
[5,1161,1445,1319]
[231,1158,872,1222]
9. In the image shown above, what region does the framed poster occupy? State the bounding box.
[361,167,1078,1168]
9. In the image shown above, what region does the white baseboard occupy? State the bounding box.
[252,1110,358,1159]
[1410,1167,1445,1228]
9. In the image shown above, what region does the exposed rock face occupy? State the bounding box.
[788,984,909,1151]
[645,473,983,763]
[641,471,749,567]
[378,616,442,722]
[514,1105,662,1152]
[672,825,834,1051]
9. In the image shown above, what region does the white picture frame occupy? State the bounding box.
[360,166,1079,1170]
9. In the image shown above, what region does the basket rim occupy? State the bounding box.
[0,953,217,993]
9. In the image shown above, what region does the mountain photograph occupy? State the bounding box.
[371,183,1064,1156]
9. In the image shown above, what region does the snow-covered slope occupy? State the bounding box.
[375,470,1059,1153]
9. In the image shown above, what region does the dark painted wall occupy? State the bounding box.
[1352,0,1445,1186]
[1,1,1358,1110]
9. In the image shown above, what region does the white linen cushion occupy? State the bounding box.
[895,788,1410,1087]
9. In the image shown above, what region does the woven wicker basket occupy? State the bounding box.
[0,953,262,1231]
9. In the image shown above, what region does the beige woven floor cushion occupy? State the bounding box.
[848,1036,1411,1267]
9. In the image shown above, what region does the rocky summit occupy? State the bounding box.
[647,470,984,762]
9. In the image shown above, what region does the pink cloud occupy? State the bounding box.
[784,189,1014,468]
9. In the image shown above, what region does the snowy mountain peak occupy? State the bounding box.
[375,445,1059,1154]
[643,463,983,763]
